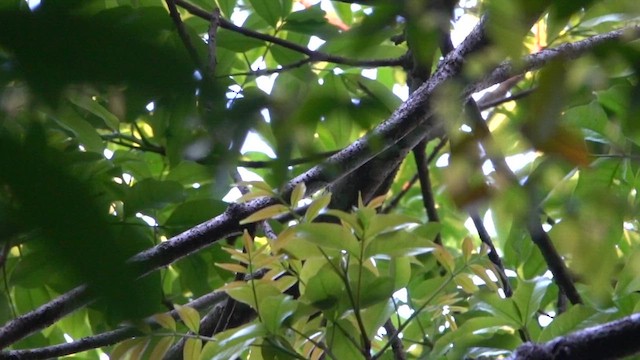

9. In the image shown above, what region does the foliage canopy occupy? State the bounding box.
[1,0,640,359]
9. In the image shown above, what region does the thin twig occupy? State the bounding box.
[413,140,442,244]
[238,149,339,168]
[382,137,448,214]
[477,87,536,110]
[224,58,312,77]
[468,209,512,297]
[165,0,204,71]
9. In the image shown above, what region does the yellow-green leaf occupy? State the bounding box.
[454,274,479,294]
[469,264,499,292]
[462,237,475,262]
[367,194,386,209]
[215,263,248,273]
[153,313,176,331]
[305,192,331,222]
[236,189,273,203]
[239,204,289,225]
[148,337,174,360]
[237,181,274,194]
[290,182,306,206]
[110,338,140,360]
[128,338,149,360]
[175,305,201,333]
[184,338,202,360]
[433,246,455,273]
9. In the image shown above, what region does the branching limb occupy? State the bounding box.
[463,99,582,305]
[174,0,406,68]
[466,26,640,97]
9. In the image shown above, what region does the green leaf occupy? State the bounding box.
[52,105,105,152]
[217,28,266,52]
[259,295,297,334]
[302,262,345,310]
[165,200,228,235]
[294,222,360,257]
[360,300,394,341]
[538,305,598,342]
[225,280,282,310]
[326,319,363,359]
[248,0,291,28]
[512,278,552,326]
[356,273,395,309]
[68,92,119,130]
[215,0,236,17]
[175,305,201,333]
[473,292,521,328]
[124,179,186,217]
[282,4,339,39]
[343,74,402,113]
[364,213,420,239]
[432,316,520,356]
[199,323,267,360]
[365,230,435,258]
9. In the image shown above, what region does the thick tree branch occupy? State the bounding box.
[175,0,406,68]
[0,286,91,350]
[0,292,226,359]
[1,23,637,350]
[509,313,640,360]
[384,320,407,360]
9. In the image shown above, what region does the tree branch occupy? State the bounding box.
[165,0,204,71]
[509,313,640,360]
[0,292,226,359]
[469,210,512,297]
[467,26,640,97]
[413,140,442,244]
[0,286,91,350]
